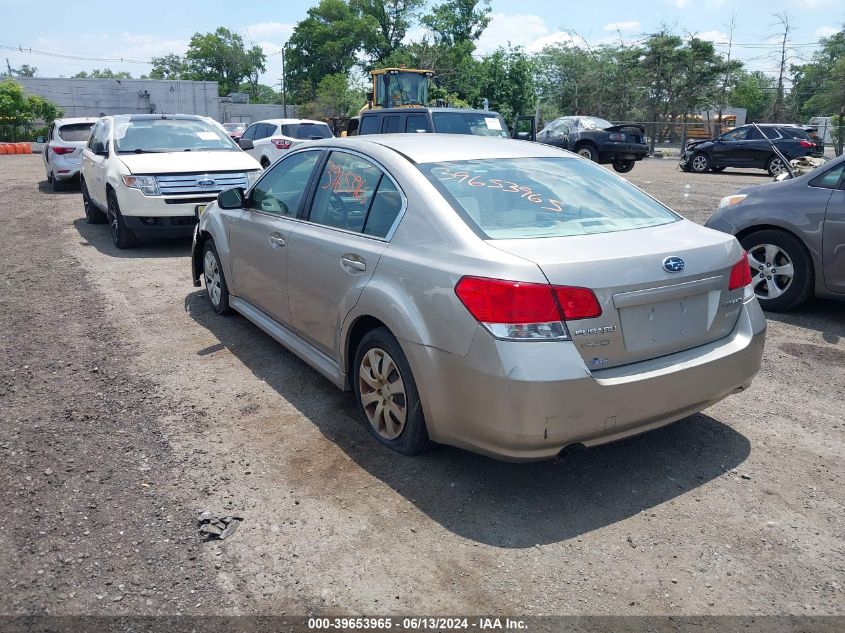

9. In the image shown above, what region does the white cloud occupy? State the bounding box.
[603,21,640,33]
[814,25,840,39]
[673,0,691,7]
[242,22,294,42]
[475,13,551,54]
[694,30,729,44]
[527,32,577,53]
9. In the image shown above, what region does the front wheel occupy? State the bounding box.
[106,190,140,249]
[202,240,232,315]
[353,327,434,455]
[740,229,813,312]
[689,152,710,173]
[576,145,598,162]
[612,160,635,173]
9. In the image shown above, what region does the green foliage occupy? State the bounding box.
[477,47,536,121]
[300,72,363,118]
[790,27,845,121]
[149,54,190,80]
[73,68,133,79]
[185,27,266,95]
[421,0,491,46]
[238,83,281,105]
[0,79,62,140]
[286,0,370,101]
[729,70,776,121]
[355,0,425,65]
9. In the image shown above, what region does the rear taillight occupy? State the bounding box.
[271,138,291,150]
[799,139,815,148]
[729,252,753,291]
[454,276,601,341]
[52,146,74,155]
[608,133,625,141]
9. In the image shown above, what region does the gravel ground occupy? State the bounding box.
[0,154,843,618]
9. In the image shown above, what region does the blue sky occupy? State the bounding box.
[1,0,843,87]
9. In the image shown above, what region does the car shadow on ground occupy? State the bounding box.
[37,179,83,195]
[184,290,751,547]
[763,299,845,345]
[72,217,192,259]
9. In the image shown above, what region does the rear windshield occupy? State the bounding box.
[431,112,508,138]
[114,118,237,153]
[419,157,679,239]
[282,123,333,140]
[57,123,94,142]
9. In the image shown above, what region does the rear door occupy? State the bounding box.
[285,150,404,358]
[82,120,110,207]
[228,149,323,324]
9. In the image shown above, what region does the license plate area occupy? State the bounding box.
[618,293,710,352]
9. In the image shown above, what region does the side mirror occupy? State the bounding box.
[238,138,254,150]
[218,187,245,210]
[516,131,531,140]
[36,135,45,144]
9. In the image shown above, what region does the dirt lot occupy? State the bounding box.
[1,154,843,617]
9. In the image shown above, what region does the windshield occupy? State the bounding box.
[114,118,238,153]
[575,117,613,131]
[282,123,333,140]
[57,123,95,142]
[431,112,508,138]
[418,157,679,239]
[375,71,430,107]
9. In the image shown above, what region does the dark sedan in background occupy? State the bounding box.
[705,153,845,311]
[535,116,648,173]
[681,123,824,177]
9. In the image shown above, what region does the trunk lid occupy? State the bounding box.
[489,220,747,369]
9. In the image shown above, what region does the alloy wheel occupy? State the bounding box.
[358,348,407,440]
[691,154,709,172]
[747,243,794,301]
[769,158,786,176]
[204,250,222,307]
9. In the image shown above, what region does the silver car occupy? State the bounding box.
[191,135,766,461]
[706,153,845,311]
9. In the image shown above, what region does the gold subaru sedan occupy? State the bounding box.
[191,134,766,461]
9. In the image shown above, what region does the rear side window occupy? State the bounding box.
[58,123,94,142]
[282,123,333,140]
[359,116,380,135]
[405,114,431,133]
[419,157,678,239]
[308,151,403,237]
[760,127,781,140]
[242,124,258,140]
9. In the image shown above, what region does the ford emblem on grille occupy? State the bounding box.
[662,256,685,273]
[197,178,216,187]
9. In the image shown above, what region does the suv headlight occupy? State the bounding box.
[121,175,160,196]
[718,194,747,208]
[246,170,261,189]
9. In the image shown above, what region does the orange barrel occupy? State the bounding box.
[15,143,26,154]
[22,143,32,154]
[0,144,7,155]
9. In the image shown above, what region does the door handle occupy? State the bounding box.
[341,256,366,272]
[269,233,286,248]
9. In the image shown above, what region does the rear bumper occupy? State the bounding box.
[405,299,766,461]
[598,142,648,162]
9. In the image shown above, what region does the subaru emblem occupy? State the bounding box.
[197,178,216,187]
[662,256,685,273]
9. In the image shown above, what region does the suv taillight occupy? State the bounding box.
[729,252,753,291]
[799,139,815,148]
[271,138,292,150]
[454,276,601,341]
[52,146,74,155]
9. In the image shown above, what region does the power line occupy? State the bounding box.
[0,43,153,65]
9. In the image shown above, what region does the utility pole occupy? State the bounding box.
[281,45,287,117]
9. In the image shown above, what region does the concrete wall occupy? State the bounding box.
[16,78,220,120]
[219,102,298,123]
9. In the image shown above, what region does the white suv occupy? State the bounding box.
[42,117,97,191]
[81,114,262,248]
[238,118,333,168]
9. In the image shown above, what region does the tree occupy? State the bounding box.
[301,72,362,118]
[355,0,425,65]
[149,54,190,80]
[769,12,794,121]
[729,70,777,121]
[0,79,62,140]
[477,46,536,121]
[421,0,491,47]
[185,27,266,95]
[286,0,369,101]
[73,68,132,79]
[237,82,280,105]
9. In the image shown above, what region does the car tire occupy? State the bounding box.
[612,160,635,173]
[106,189,140,249]
[766,155,787,177]
[81,180,106,224]
[740,229,813,312]
[689,152,710,173]
[711,166,726,173]
[575,144,598,162]
[46,169,53,184]
[353,327,434,456]
[202,239,232,315]
[51,174,64,191]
